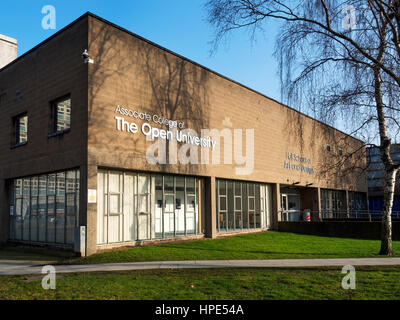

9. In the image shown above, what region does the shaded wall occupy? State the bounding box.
[86,15,368,192]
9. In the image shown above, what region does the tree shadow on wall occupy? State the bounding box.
[281,106,367,190]
[87,21,210,177]
[136,42,210,175]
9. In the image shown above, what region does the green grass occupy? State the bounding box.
[1,266,400,300]
[0,246,73,264]
[62,232,400,265]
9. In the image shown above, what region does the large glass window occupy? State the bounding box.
[349,192,368,217]
[216,179,272,233]
[8,169,80,245]
[321,189,347,218]
[97,170,202,245]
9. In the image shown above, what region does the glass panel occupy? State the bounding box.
[109,172,121,193]
[219,196,227,211]
[109,194,120,214]
[227,181,234,231]
[30,199,38,242]
[176,177,185,236]
[249,198,255,211]
[66,171,76,244]
[219,212,227,230]
[9,182,16,240]
[164,195,174,237]
[186,195,196,234]
[248,184,255,196]
[15,179,22,197]
[66,171,76,193]
[186,178,195,194]
[138,194,149,214]
[243,184,249,229]
[18,115,28,144]
[235,182,241,196]
[56,172,65,243]
[14,179,23,240]
[66,193,75,244]
[255,185,261,228]
[164,176,174,193]
[249,211,255,229]
[219,181,226,195]
[56,97,71,132]
[30,177,38,242]
[138,174,149,194]
[235,197,241,211]
[47,174,56,243]
[22,178,30,241]
[38,175,47,242]
[235,209,242,230]
[155,175,163,239]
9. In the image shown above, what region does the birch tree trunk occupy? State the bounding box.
[380,169,397,255]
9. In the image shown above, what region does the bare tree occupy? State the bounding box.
[206,0,400,255]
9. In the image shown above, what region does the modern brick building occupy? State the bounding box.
[0,13,368,256]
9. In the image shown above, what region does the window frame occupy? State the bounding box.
[49,95,71,137]
[11,113,28,148]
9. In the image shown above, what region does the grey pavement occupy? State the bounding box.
[1,257,400,275]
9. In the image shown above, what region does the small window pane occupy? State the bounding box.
[55,97,71,132]
[219,196,227,211]
[235,182,241,196]
[235,197,241,211]
[16,115,28,144]
[164,176,174,193]
[219,181,226,195]
[186,178,195,194]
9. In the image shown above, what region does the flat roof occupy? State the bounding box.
[0,34,17,45]
[0,11,364,144]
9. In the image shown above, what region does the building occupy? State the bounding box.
[0,34,17,69]
[0,13,368,256]
[367,145,400,215]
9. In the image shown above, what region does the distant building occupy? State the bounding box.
[367,145,400,214]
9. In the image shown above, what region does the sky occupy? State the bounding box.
[0,0,282,102]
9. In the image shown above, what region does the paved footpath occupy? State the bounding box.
[1,258,400,275]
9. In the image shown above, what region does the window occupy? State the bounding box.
[326,144,331,152]
[338,148,343,156]
[216,179,272,233]
[8,169,80,245]
[97,170,203,245]
[13,114,28,146]
[51,96,71,134]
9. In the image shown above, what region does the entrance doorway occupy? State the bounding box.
[280,192,301,221]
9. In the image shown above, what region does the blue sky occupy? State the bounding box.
[0,0,282,102]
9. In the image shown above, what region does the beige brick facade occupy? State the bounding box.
[0,13,367,255]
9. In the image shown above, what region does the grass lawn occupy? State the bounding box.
[1,266,399,300]
[62,231,400,265]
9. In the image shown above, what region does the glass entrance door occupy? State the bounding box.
[287,194,301,221]
[281,193,301,221]
[281,194,288,221]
